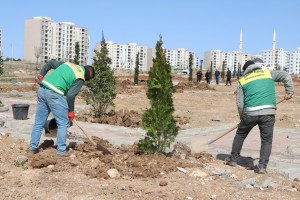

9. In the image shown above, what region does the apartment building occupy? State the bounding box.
[0,29,2,55]
[165,48,198,69]
[94,40,198,72]
[261,48,290,71]
[94,41,148,71]
[24,17,89,65]
[290,48,300,75]
[204,50,254,72]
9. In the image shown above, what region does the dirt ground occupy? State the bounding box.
[0,74,300,199]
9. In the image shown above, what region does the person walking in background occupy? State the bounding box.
[29,61,95,156]
[226,68,232,86]
[215,68,220,85]
[225,58,294,174]
[205,70,210,84]
[197,69,202,84]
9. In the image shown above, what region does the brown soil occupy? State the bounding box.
[1,74,300,199]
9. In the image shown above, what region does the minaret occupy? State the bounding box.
[272,29,276,69]
[239,29,243,67]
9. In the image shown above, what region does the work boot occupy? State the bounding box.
[27,149,39,155]
[254,164,267,174]
[224,157,237,167]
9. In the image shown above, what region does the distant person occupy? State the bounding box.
[205,70,210,84]
[196,70,202,83]
[215,69,220,85]
[29,61,95,157]
[225,58,294,174]
[226,69,232,86]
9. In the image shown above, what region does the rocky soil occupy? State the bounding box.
[0,73,300,199]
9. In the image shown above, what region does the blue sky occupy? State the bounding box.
[1,0,300,62]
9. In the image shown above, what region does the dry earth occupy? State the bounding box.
[0,73,300,199]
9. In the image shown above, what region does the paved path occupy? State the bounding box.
[1,96,300,180]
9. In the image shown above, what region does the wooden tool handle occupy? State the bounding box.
[73,119,97,146]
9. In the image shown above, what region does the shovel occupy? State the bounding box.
[191,98,286,152]
[73,119,111,155]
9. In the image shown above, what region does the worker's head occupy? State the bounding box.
[242,60,255,71]
[84,65,95,81]
[243,58,265,71]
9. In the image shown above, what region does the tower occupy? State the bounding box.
[272,29,276,69]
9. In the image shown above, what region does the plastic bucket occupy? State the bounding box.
[44,118,58,133]
[44,118,73,135]
[12,104,30,120]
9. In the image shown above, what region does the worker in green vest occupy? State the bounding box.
[225,58,294,174]
[29,61,95,157]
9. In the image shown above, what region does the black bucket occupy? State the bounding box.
[44,118,73,135]
[12,104,30,120]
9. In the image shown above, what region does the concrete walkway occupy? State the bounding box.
[1,96,300,180]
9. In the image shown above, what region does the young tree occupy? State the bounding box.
[233,65,237,78]
[0,53,3,75]
[134,52,140,84]
[188,53,193,81]
[210,61,213,80]
[221,60,226,80]
[237,63,241,79]
[138,36,178,154]
[74,41,80,65]
[83,34,116,117]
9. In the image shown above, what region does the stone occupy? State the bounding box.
[292,182,300,191]
[70,154,76,159]
[288,188,297,192]
[211,194,217,199]
[47,165,55,169]
[236,178,256,189]
[177,167,187,173]
[15,155,28,165]
[189,170,208,178]
[107,168,120,178]
[261,177,273,188]
[159,180,168,186]
[294,177,300,182]
[230,174,238,179]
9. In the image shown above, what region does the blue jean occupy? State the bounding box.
[230,114,275,167]
[30,87,69,154]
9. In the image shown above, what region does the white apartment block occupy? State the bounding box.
[261,48,290,71]
[94,41,148,71]
[204,50,254,72]
[0,29,2,55]
[94,41,198,72]
[165,48,198,69]
[24,17,89,65]
[290,48,300,75]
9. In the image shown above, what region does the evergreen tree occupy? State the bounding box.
[134,52,140,84]
[210,61,213,80]
[221,60,226,80]
[83,33,116,117]
[138,36,178,154]
[188,53,193,81]
[0,53,3,75]
[237,63,241,79]
[233,65,237,78]
[74,41,80,65]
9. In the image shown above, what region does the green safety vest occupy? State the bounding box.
[239,69,276,112]
[41,62,85,95]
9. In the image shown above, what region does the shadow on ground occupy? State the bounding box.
[216,153,258,169]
